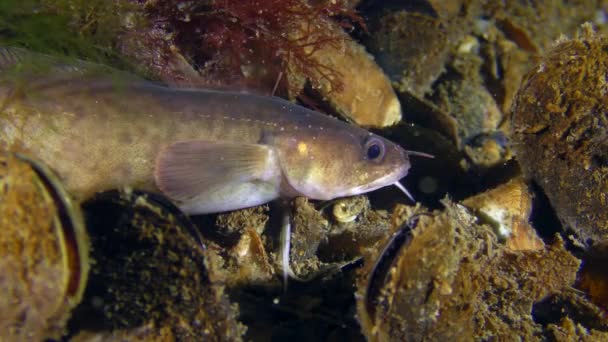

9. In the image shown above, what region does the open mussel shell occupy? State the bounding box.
[0,151,89,340]
[71,189,245,341]
[356,203,584,341]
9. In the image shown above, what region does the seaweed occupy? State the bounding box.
[0,0,134,66]
[142,0,363,94]
[0,1,366,96]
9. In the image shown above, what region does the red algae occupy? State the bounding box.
[141,0,361,95]
[119,1,401,127]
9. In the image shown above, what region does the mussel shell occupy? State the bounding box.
[363,214,418,319]
[511,29,608,243]
[0,151,89,340]
[356,203,581,341]
[72,189,244,340]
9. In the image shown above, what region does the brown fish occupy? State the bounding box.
[0,48,414,214]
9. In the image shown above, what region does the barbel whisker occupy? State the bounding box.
[405,150,435,159]
[394,181,415,203]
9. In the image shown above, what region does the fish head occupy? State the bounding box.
[271,129,410,200]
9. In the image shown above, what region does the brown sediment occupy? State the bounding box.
[216,205,270,236]
[289,197,330,278]
[547,316,608,341]
[213,206,276,287]
[318,196,391,261]
[535,289,608,340]
[289,196,393,279]
[229,228,276,286]
[204,196,392,286]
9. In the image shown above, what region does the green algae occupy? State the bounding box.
[0,0,136,68]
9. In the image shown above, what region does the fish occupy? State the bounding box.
[0,48,415,215]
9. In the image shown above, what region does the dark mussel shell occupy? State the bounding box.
[70,189,245,341]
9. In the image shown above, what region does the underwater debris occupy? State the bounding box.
[230,227,276,286]
[0,151,89,341]
[547,316,608,342]
[203,196,392,288]
[289,196,393,280]
[511,25,608,244]
[484,1,605,53]
[462,177,544,251]
[287,198,330,279]
[212,206,276,287]
[432,71,504,149]
[216,205,270,236]
[533,289,608,340]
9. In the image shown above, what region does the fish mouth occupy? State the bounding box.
[341,165,409,197]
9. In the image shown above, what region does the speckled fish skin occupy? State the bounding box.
[0,48,410,213]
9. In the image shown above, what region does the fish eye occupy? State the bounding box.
[364,137,385,162]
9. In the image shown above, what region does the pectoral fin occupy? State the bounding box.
[154,140,281,213]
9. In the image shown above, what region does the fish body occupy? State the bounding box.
[0,49,410,214]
